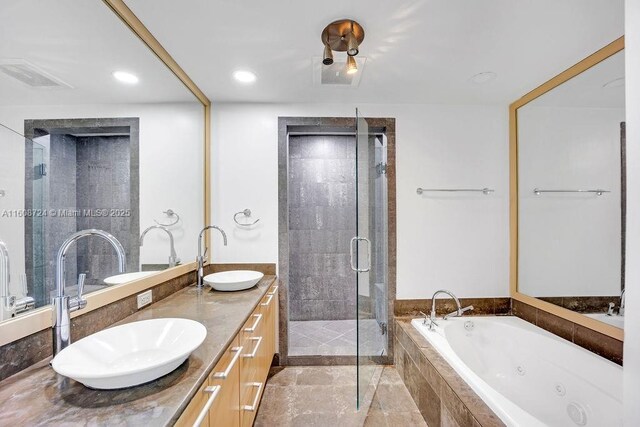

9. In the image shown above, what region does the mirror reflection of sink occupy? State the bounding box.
[51,318,207,389]
[585,313,624,329]
[104,271,160,285]
[204,270,264,292]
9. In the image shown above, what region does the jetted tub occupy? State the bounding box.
[411,316,622,427]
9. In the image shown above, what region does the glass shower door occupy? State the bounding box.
[354,109,388,409]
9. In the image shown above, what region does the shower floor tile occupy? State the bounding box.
[288,319,385,356]
[255,366,426,427]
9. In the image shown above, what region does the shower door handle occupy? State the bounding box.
[350,236,371,273]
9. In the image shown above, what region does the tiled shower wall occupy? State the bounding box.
[288,135,356,321]
[75,135,137,286]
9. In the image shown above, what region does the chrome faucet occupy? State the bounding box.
[140,225,179,267]
[427,290,474,330]
[0,240,15,318]
[0,240,36,319]
[52,229,126,355]
[197,225,227,288]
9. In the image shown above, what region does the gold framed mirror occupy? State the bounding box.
[0,0,211,346]
[510,37,625,341]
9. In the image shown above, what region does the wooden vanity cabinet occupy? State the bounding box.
[175,284,278,427]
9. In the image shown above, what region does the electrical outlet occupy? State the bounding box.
[137,290,153,309]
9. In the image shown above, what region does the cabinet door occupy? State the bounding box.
[209,336,241,427]
[175,378,212,427]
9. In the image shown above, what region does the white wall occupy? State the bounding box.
[518,106,624,297]
[211,103,509,299]
[624,0,640,424]
[0,102,204,295]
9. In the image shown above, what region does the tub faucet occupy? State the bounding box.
[428,290,474,330]
[197,225,227,289]
[140,225,179,267]
[53,229,126,356]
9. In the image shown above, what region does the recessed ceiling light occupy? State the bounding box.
[112,71,139,84]
[470,71,497,85]
[602,77,625,89]
[233,70,257,84]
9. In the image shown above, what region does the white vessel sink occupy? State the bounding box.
[104,271,159,285]
[204,270,264,292]
[51,318,207,389]
[585,312,624,329]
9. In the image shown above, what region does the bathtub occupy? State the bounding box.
[411,316,622,427]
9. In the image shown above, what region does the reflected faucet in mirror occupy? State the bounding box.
[53,229,126,355]
[197,226,227,289]
[0,240,35,321]
[140,225,180,268]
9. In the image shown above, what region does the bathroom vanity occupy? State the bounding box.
[0,277,278,426]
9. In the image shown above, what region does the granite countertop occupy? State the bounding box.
[0,276,277,426]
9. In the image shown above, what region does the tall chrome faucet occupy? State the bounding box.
[0,240,15,318]
[423,290,474,330]
[140,225,179,267]
[52,229,126,355]
[197,226,227,288]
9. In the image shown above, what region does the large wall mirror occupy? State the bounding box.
[0,1,205,326]
[510,37,625,340]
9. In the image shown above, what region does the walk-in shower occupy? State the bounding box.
[278,114,396,409]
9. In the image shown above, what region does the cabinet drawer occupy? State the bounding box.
[175,378,218,427]
[209,336,241,427]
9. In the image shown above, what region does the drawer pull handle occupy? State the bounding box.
[244,313,263,332]
[242,382,264,412]
[243,336,263,358]
[267,285,278,295]
[193,385,221,427]
[212,346,243,379]
[261,294,274,306]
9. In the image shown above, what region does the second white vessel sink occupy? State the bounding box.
[104,271,160,285]
[204,270,264,291]
[51,318,207,389]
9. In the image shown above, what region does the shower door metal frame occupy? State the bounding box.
[277,116,396,367]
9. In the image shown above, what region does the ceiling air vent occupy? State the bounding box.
[0,60,72,88]
[313,56,365,87]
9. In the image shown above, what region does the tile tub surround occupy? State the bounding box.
[395,298,511,317]
[512,299,623,365]
[0,276,277,426]
[0,269,195,382]
[394,318,504,427]
[255,366,426,427]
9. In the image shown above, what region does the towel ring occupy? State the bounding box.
[154,209,180,227]
[234,209,260,227]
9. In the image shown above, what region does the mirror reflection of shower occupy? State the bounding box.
[23,118,140,309]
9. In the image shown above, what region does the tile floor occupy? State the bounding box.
[288,319,386,356]
[254,366,427,427]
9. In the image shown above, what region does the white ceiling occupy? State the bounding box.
[125,0,624,105]
[527,50,625,109]
[0,0,196,106]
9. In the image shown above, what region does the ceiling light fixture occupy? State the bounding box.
[321,19,365,72]
[112,71,139,84]
[602,77,625,89]
[233,70,257,84]
[346,56,358,74]
[323,44,334,65]
[469,71,497,85]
